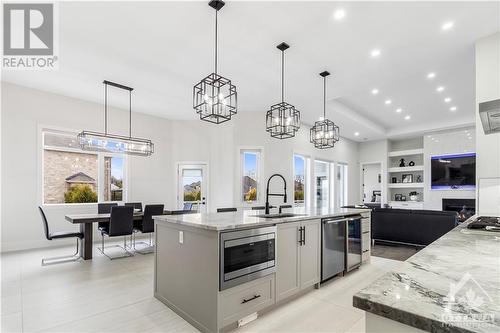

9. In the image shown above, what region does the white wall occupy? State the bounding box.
[358,140,388,205]
[475,32,500,215]
[1,82,360,252]
[423,127,476,210]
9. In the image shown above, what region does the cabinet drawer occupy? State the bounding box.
[362,235,371,251]
[362,250,370,262]
[219,275,275,327]
[362,219,370,232]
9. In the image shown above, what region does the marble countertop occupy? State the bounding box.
[153,207,368,231]
[353,217,500,333]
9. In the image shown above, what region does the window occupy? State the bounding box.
[182,168,202,202]
[241,150,261,203]
[42,129,126,204]
[336,163,348,208]
[293,155,306,206]
[314,160,331,208]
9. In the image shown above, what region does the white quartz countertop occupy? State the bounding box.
[353,216,500,333]
[153,207,368,231]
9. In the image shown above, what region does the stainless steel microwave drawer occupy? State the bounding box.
[219,274,275,327]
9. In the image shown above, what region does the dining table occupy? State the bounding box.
[65,210,197,260]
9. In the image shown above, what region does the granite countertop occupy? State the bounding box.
[153,207,368,231]
[353,217,500,333]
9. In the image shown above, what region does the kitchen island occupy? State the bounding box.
[353,217,500,333]
[154,207,371,333]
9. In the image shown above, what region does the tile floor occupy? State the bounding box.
[1,243,402,333]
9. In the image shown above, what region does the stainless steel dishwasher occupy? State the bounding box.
[321,216,346,282]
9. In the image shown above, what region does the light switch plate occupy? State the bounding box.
[179,231,184,244]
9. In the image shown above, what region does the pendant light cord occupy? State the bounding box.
[215,9,218,74]
[323,75,326,119]
[104,83,108,135]
[281,50,284,103]
[129,90,132,138]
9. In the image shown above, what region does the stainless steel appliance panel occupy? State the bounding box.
[321,217,346,281]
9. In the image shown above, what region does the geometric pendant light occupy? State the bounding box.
[77,80,155,156]
[266,42,301,139]
[193,0,237,124]
[310,71,340,149]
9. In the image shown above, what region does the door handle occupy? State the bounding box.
[241,294,261,304]
[298,227,303,245]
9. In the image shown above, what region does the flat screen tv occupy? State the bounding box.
[431,153,476,189]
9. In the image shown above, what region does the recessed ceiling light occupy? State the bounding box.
[404,115,411,120]
[427,72,436,79]
[385,99,392,105]
[450,106,457,111]
[427,135,432,138]
[396,108,402,113]
[436,86,445,92]
[354,132,360,136]
[370,49,381,58]
[333,9,346,20]
[371,88,379,95]
[444,97,451,103]
[442,21,454,31]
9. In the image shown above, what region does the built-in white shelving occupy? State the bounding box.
[388,183,424,188]
[388,166,424,173]
[388,148,424,157]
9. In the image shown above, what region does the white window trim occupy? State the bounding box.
[39,126,128,206]
[313,159,335,209]
[335,162,349,209]
[238,147,264,206]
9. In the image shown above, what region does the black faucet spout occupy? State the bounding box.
[265,174,287,215]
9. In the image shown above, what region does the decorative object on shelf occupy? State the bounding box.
[372,190,381,203]
[378,174,381,183]
[310,71,339,148]
[266,42,301,139]
[402,174,413,183]
[392,177,397,183]
[409,160,415,166]
[193,0,237,124]
[395,194,402,201]
[416,175,422,183]
[78,80,154,156]
[401,195,407,201]
[409,191,419,201]
[399,158,406,167]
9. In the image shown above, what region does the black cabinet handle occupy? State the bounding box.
[362,231,369,234]
[362,249,369,253]
[241,294,261,304]
[303,226,306,245]
[298,227,303,245]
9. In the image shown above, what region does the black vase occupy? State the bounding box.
[399,158,405,167]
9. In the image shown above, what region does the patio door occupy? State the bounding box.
[177,163,208,213]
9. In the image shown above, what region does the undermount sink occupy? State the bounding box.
[253,213,307,219]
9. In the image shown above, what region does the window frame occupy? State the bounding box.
[335,162,349,209]
[313,159,335,209]
[39,126,128,206]
[238,147,264,206]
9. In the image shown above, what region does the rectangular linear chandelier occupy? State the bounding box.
[77,80,154,157]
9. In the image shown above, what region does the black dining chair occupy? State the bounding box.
[98,205,134,260]
[132,204,164,254]
[125,202,143,212]
[217,207,237,213]
[38,206,84,266]
[97,203,118,231]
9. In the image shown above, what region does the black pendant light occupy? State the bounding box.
[193,0,237,124]
[310,71,340,149]
[77,80,154,156]
[266,42,301,139]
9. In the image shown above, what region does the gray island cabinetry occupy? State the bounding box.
[154,208,369,333]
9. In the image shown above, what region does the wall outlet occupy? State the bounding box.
[179,231,184,244]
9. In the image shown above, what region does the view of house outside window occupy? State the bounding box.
[294,155,306,205]
[42,130,125,204]
[242,151,259,202]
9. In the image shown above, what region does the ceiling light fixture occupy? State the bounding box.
[310,71,340,149]
[396,108,402,113]
[266,42,300,139]
[385,99,392,105]
[444,97,451,103]
[371,88,379,95]
[78,80,154,156]
[193,0,237,124]
[441,21,454,31]
[354,132,360,136]
[333,9,346,20]
[370,49,381,58]
[436,86,445,92]
[405,115,411,120]
[427,72,436,79]
[450,106,457,111]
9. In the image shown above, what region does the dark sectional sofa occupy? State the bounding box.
[371,208,458,246]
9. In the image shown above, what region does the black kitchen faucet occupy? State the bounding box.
[265,174,287,215]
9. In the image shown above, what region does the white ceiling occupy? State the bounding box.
[3,1,499,142]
